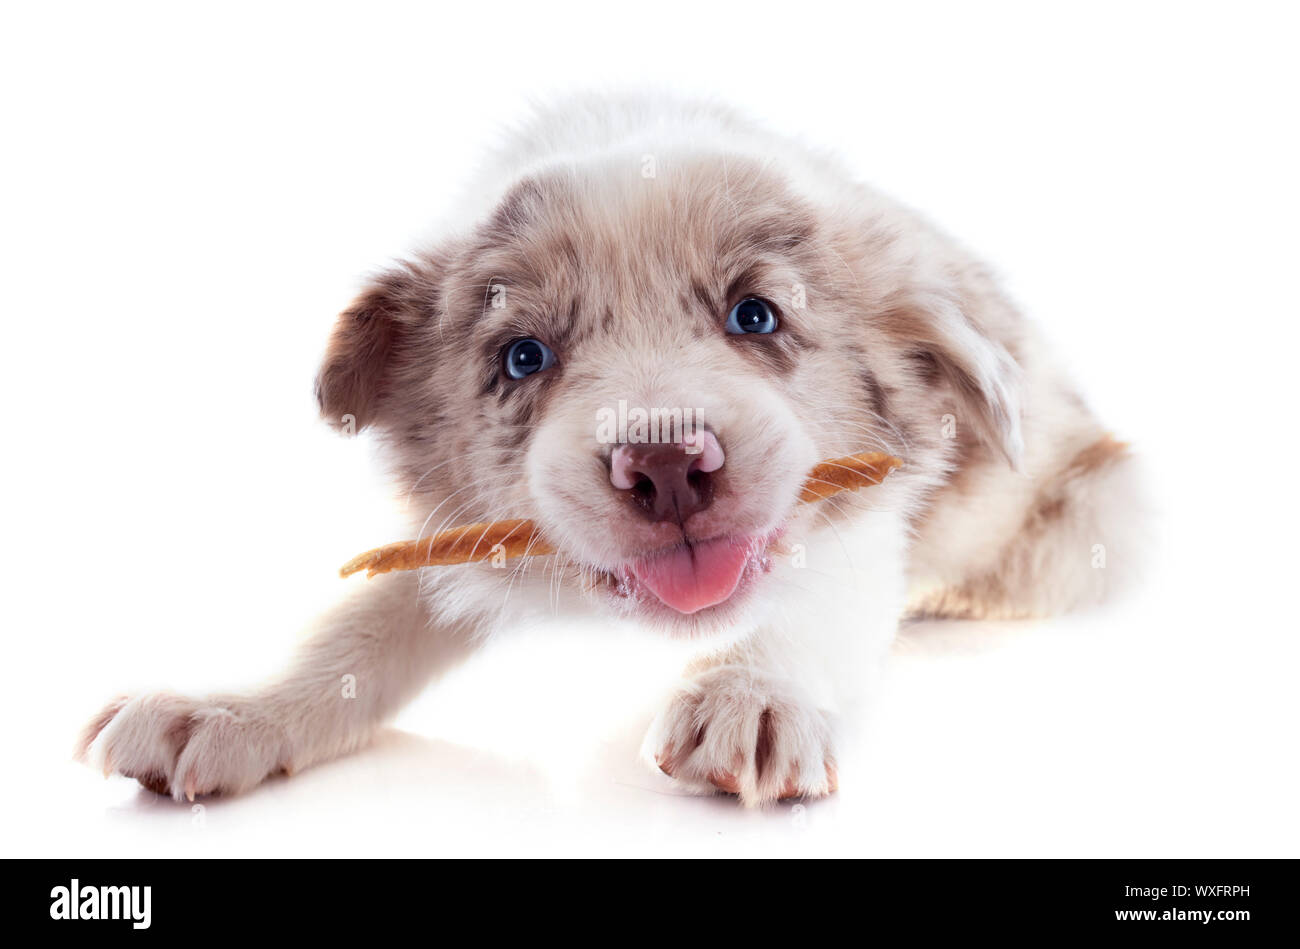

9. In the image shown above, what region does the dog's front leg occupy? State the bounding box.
[644,653,840,806]
[644,524,906,806]
[645,607,901,806]
[78,571,476,799]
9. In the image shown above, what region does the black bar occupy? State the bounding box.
[9,858,1289,937]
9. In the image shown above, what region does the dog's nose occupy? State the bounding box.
[609,430,725,523]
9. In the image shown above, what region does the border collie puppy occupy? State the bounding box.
[80,95,1143,805]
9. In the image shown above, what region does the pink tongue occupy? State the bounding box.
[630,537,753,614]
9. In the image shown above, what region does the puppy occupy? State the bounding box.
[78,94,1143,805]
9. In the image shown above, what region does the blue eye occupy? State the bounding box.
[503,337,556,379]
[725,297,778,334]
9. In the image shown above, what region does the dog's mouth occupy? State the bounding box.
[595,531,778,617]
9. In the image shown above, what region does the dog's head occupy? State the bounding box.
[317,153,1021,637]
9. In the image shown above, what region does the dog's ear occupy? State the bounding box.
[315,263,436,433]
[896,292,1024,468]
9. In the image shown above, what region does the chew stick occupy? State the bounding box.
[795,450,901,503]
[339,518,552,579]
[340,450,901,579]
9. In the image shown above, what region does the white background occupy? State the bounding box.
[2,1,1297,857]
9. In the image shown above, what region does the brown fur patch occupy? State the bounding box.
[1065,432,1129,477]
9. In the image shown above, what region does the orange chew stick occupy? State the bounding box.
[796,450,902,503]
[340,450,901,579]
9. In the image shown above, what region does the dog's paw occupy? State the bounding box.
[76,692,288,801]
[643,665,837,806]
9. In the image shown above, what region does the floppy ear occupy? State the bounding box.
[315,263,433,433]
[900,292,1024,468]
